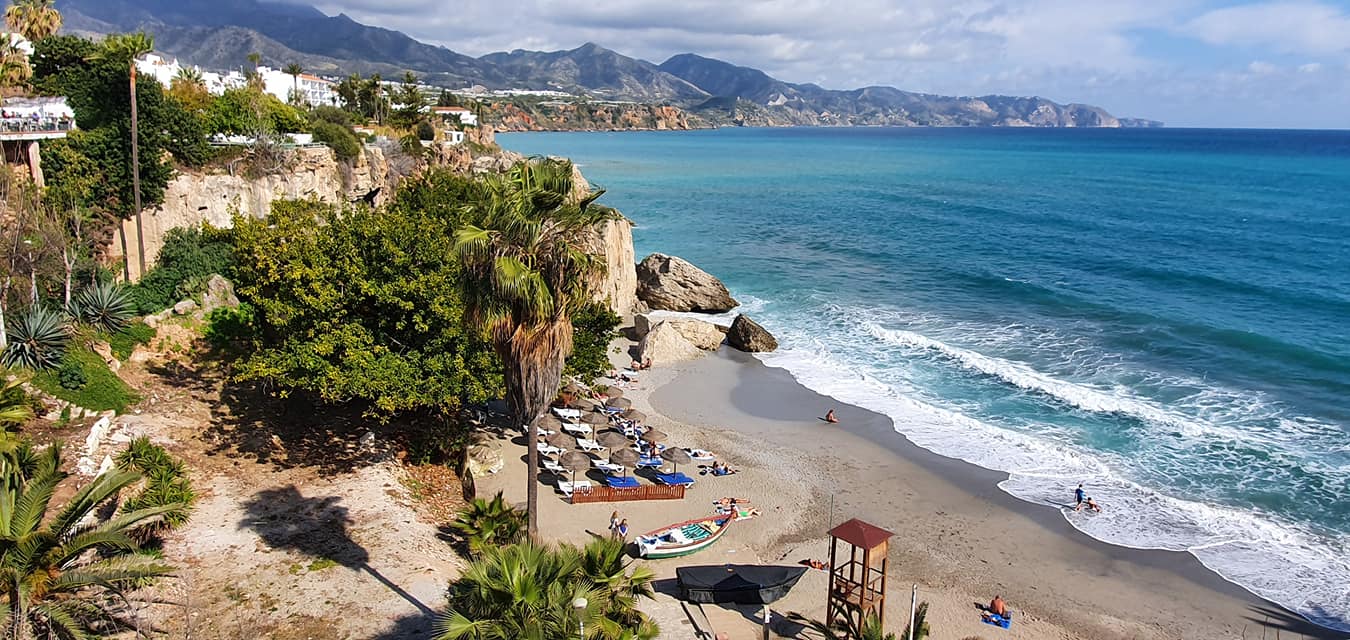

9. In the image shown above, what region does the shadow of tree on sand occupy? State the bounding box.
[239,486,438,622]
[1243,604,1350,640]
[368,612,442,640]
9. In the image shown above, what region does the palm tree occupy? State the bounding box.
[3,0,61,42]
[91,32,154,281]
[578,538,658,640]
[247,51,261,70]
[435,542,602,640]
[0,35,30,91]
[0,441,181,638]
[454,158,610,538]
[174,66,204,85]
[0,375,33,427]
[450,491,526,557]
[283,62,303,104]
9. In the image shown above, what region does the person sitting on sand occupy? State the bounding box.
[824,409,839,423]
[989,595,1007,617]
[711,462,738,476]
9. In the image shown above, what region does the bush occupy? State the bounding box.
[72,281,134,334]
[129,225,235,313]
[116,436,196,532]
[309,105,354,128]
[450,491,526,557]
[415,119,436,141]
[31,348,138,412]
[311,121,361,162]
[206,88,309,136]
[564,302,622,384]
[107,321,155,360]
[57,361,87,390]
[203,304,257,350]
[1,306,70,371]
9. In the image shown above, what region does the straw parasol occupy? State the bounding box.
[640,429,668,444]
[602,385,625,398]
[621,408,646,422]
[596,431,630,450]
[561,382,582,395]
[546,432,578,451]
[661,447,693,473]
[533,413,562,433]
[610,448,639,477]
[582,411,610,425]
[569,396,601,411]
[606,397,633,410]
[560,451,593,484]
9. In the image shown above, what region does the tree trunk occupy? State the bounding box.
[130,62,145,281]
[62,249,73,309]
[501,321,573,539]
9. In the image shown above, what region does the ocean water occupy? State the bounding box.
[500,127,1350,630]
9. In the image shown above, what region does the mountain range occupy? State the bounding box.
[56,0,1162,128]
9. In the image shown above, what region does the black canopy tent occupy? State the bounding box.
[676,565,809,639]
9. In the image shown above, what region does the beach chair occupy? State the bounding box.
[542,459,566,474]
[562,423,593,437]
[536,442,564,457]
[603,475,640,489]
[577,438,604,452]
[552,407,581,420]
[636,455,664,468]
[591,459,624,475]
[653,472,695,487]
[557,479,593,498]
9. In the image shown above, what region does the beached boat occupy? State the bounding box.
[636,514,733,559]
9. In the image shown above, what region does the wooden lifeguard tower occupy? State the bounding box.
[825,518,895,632]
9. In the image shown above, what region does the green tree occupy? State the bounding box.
[450,491,525,557]
[230,198,500,415]
[0,441,180,638]
[437,89,459,108]
[283,62,303,104]
[454,158,610,538]
[205,87,307,137]
[390,70,424,129]
[92,32,155,279]
[577,537,658,639]
[789,611,900,640]
[0,34,31,90]
[564,302,620,383]
[3,0,61,42]
[169,66,212,114]
[335,72,362,114]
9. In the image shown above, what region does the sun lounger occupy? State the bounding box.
[557,479,593,498]
[636,456,663,468]
[542,459,566,474]
[535,429,557,438]
[604,475,640,489]
[591,459,624,474]
[552,407,581,420]
[536,442,563,456]
[653,472,695,487]
[562,423,593,437]
[577,438,604,452]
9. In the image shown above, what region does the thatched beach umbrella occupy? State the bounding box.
[560,451,593,484]
[661,447,693,473]
[621,408,646,422]
[640,429,668,444]
[533,413,562,434]
[569,396,601,411]
[610,448,639,478]
[596,431,630,450]
[606,397,633,410]
[602,385,625,398]
[561,382,582,395]
[582,411,610,425]
[546,432,577,451]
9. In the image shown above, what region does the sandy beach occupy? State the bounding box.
[479,339,1344,640]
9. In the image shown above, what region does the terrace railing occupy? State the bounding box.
[569,483,686,504]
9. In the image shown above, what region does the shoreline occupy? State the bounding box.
[647,347,1344,640]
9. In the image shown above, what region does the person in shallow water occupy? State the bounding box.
[1075,483,1085,508]
[1076,496,1102,513]
[824,409,839,423]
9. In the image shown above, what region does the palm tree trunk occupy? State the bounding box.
[129,61,145,281]
[501,323,572,539]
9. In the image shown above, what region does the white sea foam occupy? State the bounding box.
[750,307,1350,632]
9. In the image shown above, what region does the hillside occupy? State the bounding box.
[56,0,1162,128]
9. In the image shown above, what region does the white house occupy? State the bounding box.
[430,105,478,127]
[258,66,339,107]
[134,53,183,87]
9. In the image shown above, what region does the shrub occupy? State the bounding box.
[129,224,235,313]
[72,281,134,334]
[116,436,196,532]
[311,120,361,162]
[0,374,34,427]
[1,306,70,370]
[57,361,87,390]
[203,303,257,349]
[108,321,155,360]
[450,492,526,557]
[415,119,436,141]
[309,105,354,127]
[564,302,622,384]
[31,348,138,412]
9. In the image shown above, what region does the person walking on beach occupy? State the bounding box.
[609,510,620,538]
[616,519,630,542]
[1074,483,1085,508]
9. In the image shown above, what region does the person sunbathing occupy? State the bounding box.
[824,409,839,423]
[989,595,1007,617]
[800,559,829,571]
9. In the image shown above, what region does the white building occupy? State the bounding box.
[258,66,339,107]
[0,32,34,57]
[430,106,478,127]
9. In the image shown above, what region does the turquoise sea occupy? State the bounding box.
[500,128,1350,630]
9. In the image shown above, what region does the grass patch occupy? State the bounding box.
[106,321,155,361]
[31,348,138,413]
[306,557,338,572]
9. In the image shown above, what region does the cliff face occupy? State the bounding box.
[583,217,637,316]
[113,145,391,281]
[486,102,699,132]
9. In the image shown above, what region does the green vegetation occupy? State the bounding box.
[1,306,69,370]
[205,87,307,136]
[435,538,658,640]
[129,224,235,313]
[450,492,526,557]
[790,611,904,640]
[71,280,133,334]
[31,347,137,412]
[203,303,257,350]
[0,375,35,427]
[116,436,196,532]
[107,320,155,360]
[0,441,179,638]
[454,158,611,537]
[311,120,361,162]
[565,302,622,383]
[307,557,339,572]
[55,359,85,390]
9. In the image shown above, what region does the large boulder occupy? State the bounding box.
[638,321,707,365]
[200,274,240,314]
[667,319,724,351]
[467,443,504,477]
[633,314,656,340]
[727,314,778,353]
[636,253,738,313]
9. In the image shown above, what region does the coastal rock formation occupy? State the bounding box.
[633,314,655,339]
[578,216,638,316]
[727,314,777,352]
[636,253,738,313]
[637,321,706,365]
[667,319,724,351]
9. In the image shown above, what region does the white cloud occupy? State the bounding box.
[1186,2,1350,55]
[1248,60,1278,74]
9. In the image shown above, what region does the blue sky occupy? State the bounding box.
[304,0,1350,128]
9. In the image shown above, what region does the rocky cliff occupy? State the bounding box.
[486,101,698,132]
[582,217,637,316]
